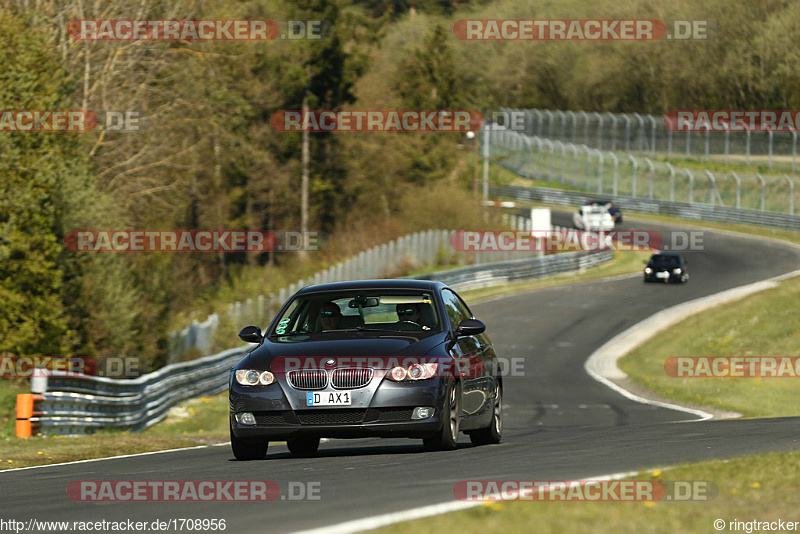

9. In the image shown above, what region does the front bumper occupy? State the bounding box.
[644,270,683,282]
[230,376,446,440]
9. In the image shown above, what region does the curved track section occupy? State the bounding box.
[2,215,799,532]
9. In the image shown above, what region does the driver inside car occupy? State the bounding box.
[395,303,430,330]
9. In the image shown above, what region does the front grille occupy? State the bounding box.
[288,369,327,390]
[331,368,373,389]
[253,411,290,426]
[296,409,366,425]
[376,408,414,422]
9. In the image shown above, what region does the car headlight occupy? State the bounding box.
[644,267,652,274]
[387,363,438,382]
[235,369,275,386]
[673,268,682,274]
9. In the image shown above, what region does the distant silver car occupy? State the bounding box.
[572,205,615,231]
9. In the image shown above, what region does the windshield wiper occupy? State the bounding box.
[355,326,408,333]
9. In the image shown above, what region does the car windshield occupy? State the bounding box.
[650,255,681,266]
[270,291,441,339]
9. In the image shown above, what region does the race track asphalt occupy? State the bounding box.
[2,213,798,533]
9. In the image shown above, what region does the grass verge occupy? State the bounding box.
[618,275,800,418]
[370,451,800,534]
[0,391,230,470]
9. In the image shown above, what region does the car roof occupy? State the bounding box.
[296,279,445,295]
[651,252,683,260]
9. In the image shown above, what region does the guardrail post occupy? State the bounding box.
[595,150,604,193]
[608,153,619,196]
[746,128,751,166]
[724,125,730,164]
[783,175,795,215]
[628,154,637,198]
[647,114,657,153]
[731,172,741,209]
[633,112,645,151]
[768,130,774,169]
[645,157,655,199]
[684,168,694,204]
[591,112,603,150]
[623,115,631,151]
[705,170,720,206]
[607,113,617,151]
[756,174,766,212]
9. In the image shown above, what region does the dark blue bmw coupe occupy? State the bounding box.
[229,279,503,459]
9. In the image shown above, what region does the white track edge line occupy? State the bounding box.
[289,469,645,534]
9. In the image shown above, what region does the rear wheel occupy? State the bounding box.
[287,437,320,457]
[469,382,502,446]
[423,380,461,451]
[230,426,268,460]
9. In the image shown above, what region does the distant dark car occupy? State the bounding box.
[644,252,689,283]
[229,279,503,459]
[590,200,623,223]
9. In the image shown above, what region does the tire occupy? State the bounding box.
[469,382,502,446]
[287,437,320,457]
[423,379,461,451]
[230,426,268,460]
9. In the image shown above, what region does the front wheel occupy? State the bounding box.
[230,426,268,460]
[469,382,502,446]
[423,380,461,451]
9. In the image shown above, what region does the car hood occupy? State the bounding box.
[241,333,449,370]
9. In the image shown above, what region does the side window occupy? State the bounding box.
[442,289,471,331]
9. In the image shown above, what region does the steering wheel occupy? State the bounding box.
[395,320,422,331]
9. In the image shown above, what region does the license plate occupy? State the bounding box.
[307,391,351,406]
[656,271,669,279]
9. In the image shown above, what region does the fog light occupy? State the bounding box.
[412,407,434,420]
[237,412,256,425]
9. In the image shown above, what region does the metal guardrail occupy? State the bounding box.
[499,107,800,172]
[487,125,797,215]
[15,347,248,436]
[16,248,612,436]
[415,249,612,291]
[491,184,800,231]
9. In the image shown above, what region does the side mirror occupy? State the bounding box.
[238,325,262,343]
[456,318,485,337]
